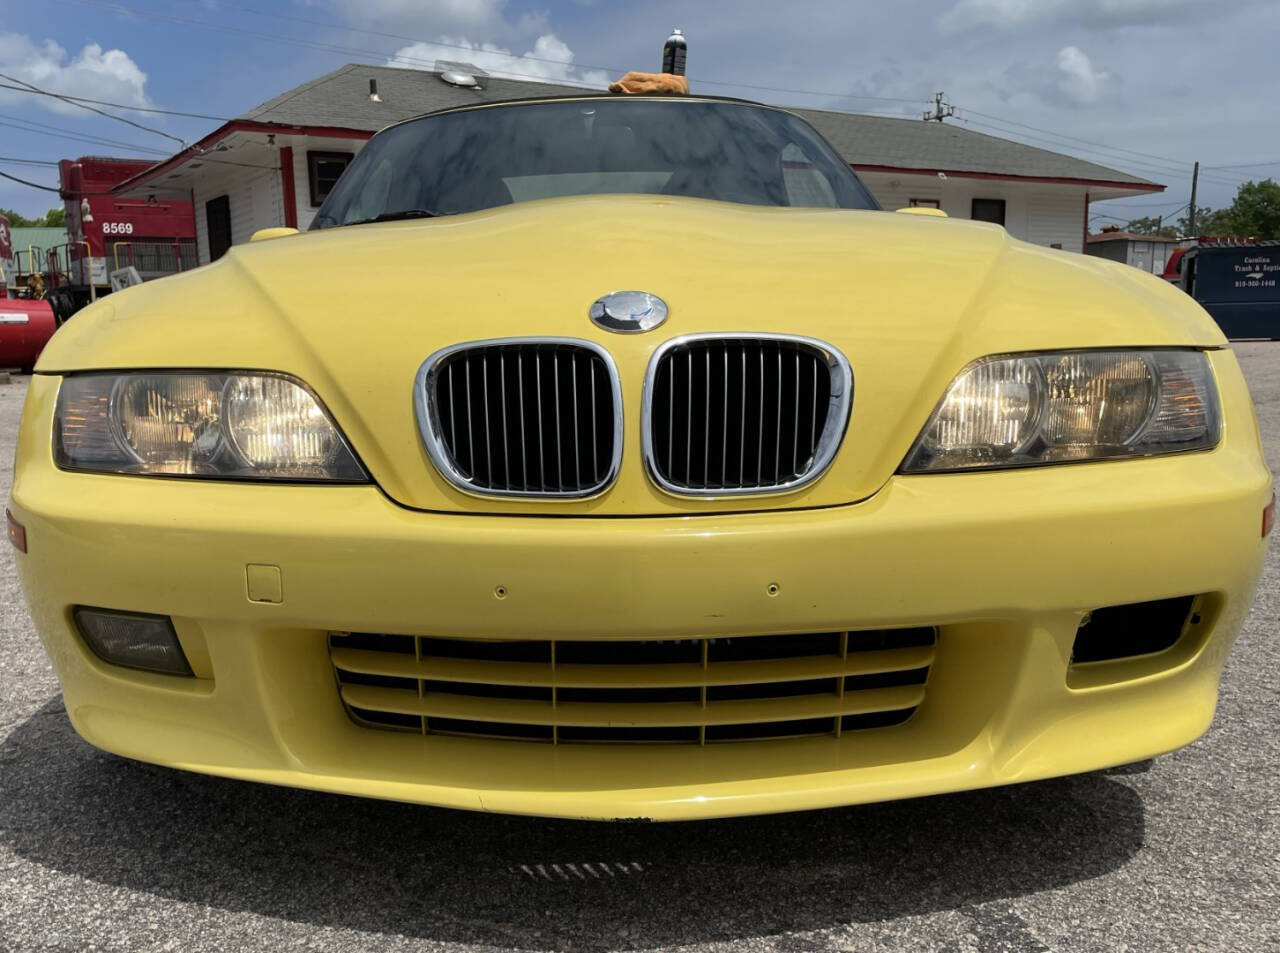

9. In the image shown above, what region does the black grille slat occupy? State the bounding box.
[427,341,616,497]
[332,627,932,746]
[534,352,546,489]
[649,337,843,494]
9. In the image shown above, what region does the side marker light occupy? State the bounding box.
[6,509,26,553]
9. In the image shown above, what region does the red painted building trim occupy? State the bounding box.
[113,120,375,195]
[853,163,1165,193]
[279,146,298,229]
[190,188,200,265]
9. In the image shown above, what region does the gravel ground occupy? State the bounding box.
[0,347,1277,953]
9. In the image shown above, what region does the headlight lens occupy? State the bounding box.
[903,349,1220,472]
[55,372,367,481]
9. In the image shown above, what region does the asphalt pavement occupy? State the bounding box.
[0,345,1277,953]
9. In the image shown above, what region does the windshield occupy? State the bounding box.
[311,98,878,228]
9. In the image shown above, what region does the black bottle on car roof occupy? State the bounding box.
[663,29,687,76]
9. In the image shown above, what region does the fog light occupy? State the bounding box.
[73,608,193,676]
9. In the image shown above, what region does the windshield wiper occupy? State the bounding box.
[347,209,444,226]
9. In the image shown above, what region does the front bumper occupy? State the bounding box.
[10,365,1272,821]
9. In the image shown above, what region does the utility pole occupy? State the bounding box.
[923,92,956,122]
[1188,161,1199,236]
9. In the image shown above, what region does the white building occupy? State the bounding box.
[115,63,1164,261]
[1085,229,1183,276]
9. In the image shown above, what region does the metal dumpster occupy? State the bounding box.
[1180,241,1280,340]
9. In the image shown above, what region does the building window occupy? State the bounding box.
[909,198,941,208]
[206,195,232,261]
[308,151,353,207]
[971,198,1006,225]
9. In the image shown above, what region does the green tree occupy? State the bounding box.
[1176,206,1232,237]
[0,207,66,227]
[1178,179,1280,239]
[1123,215,1178,237]
[0,207,37,227]
[1223,179,1280,239]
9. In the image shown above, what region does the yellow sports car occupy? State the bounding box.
[9,94,1273,821]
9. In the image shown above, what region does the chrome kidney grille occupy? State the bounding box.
[644,335,852,495]
[330,627,935,745]
[416,339,622,497]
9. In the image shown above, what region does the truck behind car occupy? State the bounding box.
[1171,239,1280,340]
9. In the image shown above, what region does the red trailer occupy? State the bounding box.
[0,212,59,371]
[48,157,197,317]
[0,213,13,286]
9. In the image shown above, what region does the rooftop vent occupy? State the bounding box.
[436,61,487,89]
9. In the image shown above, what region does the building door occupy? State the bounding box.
[206,195,232,261]
[971,198,1007,225]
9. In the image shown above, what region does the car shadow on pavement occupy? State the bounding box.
[0,697,1146,951]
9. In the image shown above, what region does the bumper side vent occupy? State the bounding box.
[329,627,935,745]
[1071,595,1197,665]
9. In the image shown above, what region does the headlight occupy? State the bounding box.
[55,372,367,481]
[902,349,1220,472]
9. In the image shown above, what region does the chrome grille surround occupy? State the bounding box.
[641,333,853,497]
[330,627,936,745]
[414,337,623,499]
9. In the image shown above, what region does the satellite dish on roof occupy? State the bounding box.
[436,61,487,88]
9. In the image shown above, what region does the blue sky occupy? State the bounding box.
[2,0,1278,226]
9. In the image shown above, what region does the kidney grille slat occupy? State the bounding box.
[419,339,620,498]
[646,335,851,496]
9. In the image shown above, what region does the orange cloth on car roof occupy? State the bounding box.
[608,72,690,95]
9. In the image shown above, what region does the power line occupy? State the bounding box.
[0,169,61,192]
[227,1,928,104]
[218,2,638,80]
[68,0,931,107]
[0,72,185,145]
[1201,159,1280,171]
[64,0,1258,189]
[960,107,1197,169]
[691,80,921,104]
[0,156,60,166]
[959,115,1246,188]
[0,83,231,122]
[1090,197,1194,209]
[959,115,1194,177]
[0,168,114,195]
[39,0,1266,193]
[0,114,169,156]
[63,0,633,90]
[956,110,1250,188]
[957,117,1190,180]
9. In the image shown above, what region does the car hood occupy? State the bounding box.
[37,195,1227,516]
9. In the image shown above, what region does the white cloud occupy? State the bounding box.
[0,33,150,113]
[1055,45,1109,104]
[939,0,1202,32]
[388,34,610,89]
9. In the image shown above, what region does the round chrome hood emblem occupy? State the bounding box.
[588,291,668,333]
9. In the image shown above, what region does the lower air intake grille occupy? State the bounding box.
[330,628,935,744]
[416,339,622,498]
[644,335,852,495]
